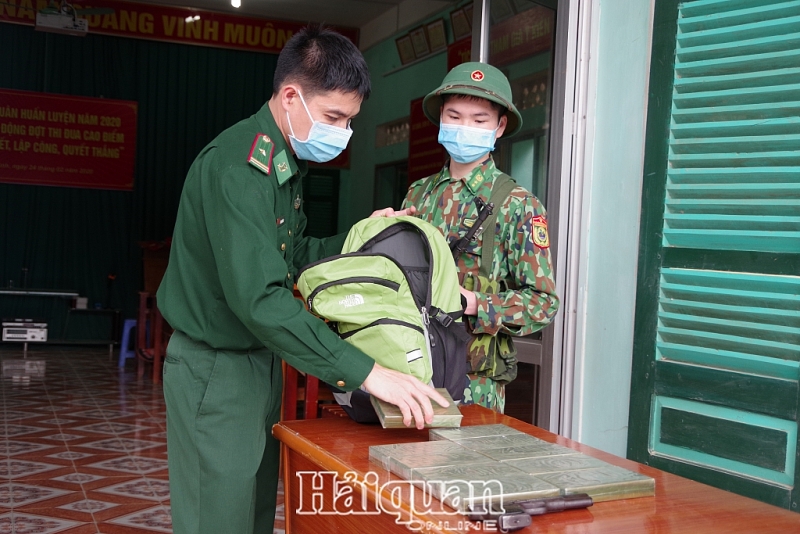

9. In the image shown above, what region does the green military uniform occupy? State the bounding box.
[403,159,559,412]
[157,102,374,534]
[402,62,559,413]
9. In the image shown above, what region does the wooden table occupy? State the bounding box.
[274,404,800,533]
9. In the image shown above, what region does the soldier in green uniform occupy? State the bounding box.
[403,62,560,413]
[157,27,447,534]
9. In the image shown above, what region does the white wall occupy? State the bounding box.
[567,0,655,456]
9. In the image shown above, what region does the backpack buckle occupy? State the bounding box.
[431,308,454,327]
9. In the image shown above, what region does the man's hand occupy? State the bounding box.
[361,363,449,429]
[459,286,478,315]
[369,206,417,218]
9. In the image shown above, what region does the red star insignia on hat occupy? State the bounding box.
[471,70,484,81]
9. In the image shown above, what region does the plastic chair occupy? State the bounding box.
[118,319,137,367]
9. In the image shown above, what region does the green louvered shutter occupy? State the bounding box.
[629,0,800,510]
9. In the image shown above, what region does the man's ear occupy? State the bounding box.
[279,84,299,112]
[495,115,508,138]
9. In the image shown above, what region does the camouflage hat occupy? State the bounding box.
[423,62,522,137]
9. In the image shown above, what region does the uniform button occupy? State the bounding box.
[288,230,292,236]
[280,243,286,251]
[287,273,292,279]
[336,380,345,387]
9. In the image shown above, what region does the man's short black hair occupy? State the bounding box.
[273,25,371,99]
[442,94,507,120]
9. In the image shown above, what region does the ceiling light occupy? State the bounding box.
[232,0,241,7]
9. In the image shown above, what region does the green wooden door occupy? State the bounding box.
[628,0,800,510]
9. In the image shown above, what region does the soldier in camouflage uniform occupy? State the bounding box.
[402,62,560,413]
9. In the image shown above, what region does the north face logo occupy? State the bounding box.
[339,294,365,308]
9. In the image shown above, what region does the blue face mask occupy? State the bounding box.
[287,91,352,163]
[438,123,497,164]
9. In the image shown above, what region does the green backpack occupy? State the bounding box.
[408,172,520,385]
[297,216,468,422]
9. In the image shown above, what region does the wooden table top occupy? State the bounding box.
[274,404,800,533]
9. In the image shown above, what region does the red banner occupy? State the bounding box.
[407,97,446,185]
[0,89,137,190]
[0,0,359,54]
[490,5,553,67]
[447,36,472,70]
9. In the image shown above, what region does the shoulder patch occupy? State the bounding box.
[532,215,550,249]
[466,172,485,193]
[247,134,275,175]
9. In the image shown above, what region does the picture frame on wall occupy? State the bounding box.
[409,26,431,58]
[491,0,514,23]
[395,35,416,65]
[512,0,534,13]
[464,4,474,25]
[450,8,471,41]
[426,19,447,51]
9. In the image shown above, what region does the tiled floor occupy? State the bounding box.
[0,345,285,534]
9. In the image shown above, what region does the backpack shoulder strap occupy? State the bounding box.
[479,173,516,279]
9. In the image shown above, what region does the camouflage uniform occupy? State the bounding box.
[402,157,559,412]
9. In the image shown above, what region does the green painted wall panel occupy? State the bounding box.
[651,396,797,486]
[660,298,800,328]
[672,101,800,122]
[674,84,800,108]
[658,312,799,343]
[658,327,799,361]
[661,407,788,472]
[647,455,792,508]
[674,68,800,94]
[669,151,800,168]
[660,284,797,310]
[675,48,800,76]
[630,0,800,511]
[672,134,800,153]
[677,32,800,63]
[661,249,800,276]
[668,167,799,183]
[657,341,799,381]
[678,1,800,35]
[668,184,800,199]
[681,0,791,18]
[655,361,798,420]
[664,218,800,231]
[662,230,799,253]
[672,118,800,138]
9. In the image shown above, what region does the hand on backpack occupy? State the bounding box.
[362,363,449,429]
[459,286,478,315]
[369,206,417,218]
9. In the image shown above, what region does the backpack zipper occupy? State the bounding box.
[356,222,438,378]
[306,277,400,312]
[420,305,434,379]
[340,318,423,339]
